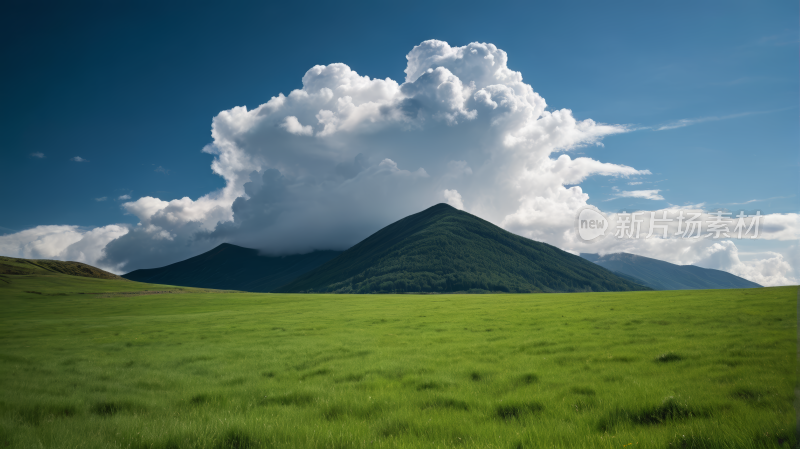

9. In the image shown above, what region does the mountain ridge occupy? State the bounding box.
[123,243,341,292]
[276,203,648,293]
[579,252,761,290]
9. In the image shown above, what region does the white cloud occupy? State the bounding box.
[30,152,45,158]
[280,116,314,136]
[628,181,642,185]
[71,156,87,162]
[117,194,131,201]
[0,224,129,273]
[607,189,664,201]
[537,206,800,286]
[0,39,795,286]
[95,197,107,202]
[155,166,169,174]
[91,39,644,269]
[443,189,464,210]
[720,195,794,206]
[654,110,770,131]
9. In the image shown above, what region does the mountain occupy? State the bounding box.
[123,243,341,292]
[276,203,649,294]
[579,252,762,290]
[0,256,122,280]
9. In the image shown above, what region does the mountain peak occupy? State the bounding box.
[277,206,646,293]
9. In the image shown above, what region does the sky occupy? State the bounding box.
[1,1,797,285]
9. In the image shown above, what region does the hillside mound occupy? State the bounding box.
[123,243,341,292]
[0,256,122,280]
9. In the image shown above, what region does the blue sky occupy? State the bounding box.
[1,1,797,284]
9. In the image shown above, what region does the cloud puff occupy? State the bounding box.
[443,189,464,210]
[71,156,87,162]
[118,194,131,201]
[95,197,107,202]
[281,116,314,136]
[1,39,796,286]
[93,39,644,270]
[30,152,45,158]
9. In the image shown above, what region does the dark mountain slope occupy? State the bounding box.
[0,256,122,280]
[580,252,761,290]
[123,243,341,292]
[276,203,648,293]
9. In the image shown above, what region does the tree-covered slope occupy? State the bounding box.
[580,252,762,290]
[276,204,648,293]
[123,243,341,292]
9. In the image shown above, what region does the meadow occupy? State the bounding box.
[0,273,795,448]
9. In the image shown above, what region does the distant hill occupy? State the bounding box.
[123,243,341,292]
[0,256,122,280]
[276,204,649,294]
[579,252,761,290]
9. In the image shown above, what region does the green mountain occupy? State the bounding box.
[276,203,649,293]
[580,252,762,290]
[123,243,341,292]
[0,256,122,280]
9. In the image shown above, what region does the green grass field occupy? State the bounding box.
[0,273,796,448]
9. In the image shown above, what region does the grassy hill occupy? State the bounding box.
[0,272,794,448]
[123,243,341,292]
[580,252,762,290]
[277,203,648,293]
[0,256,122,280]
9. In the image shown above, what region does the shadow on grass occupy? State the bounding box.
[215,428,255,449]
[189,393,218,405]
[421,396,470,411]
[15,403,77,425]
[260,392,315,407]
[655,353,682,363]
[495,402,544,420]
[570,386,596,396]
[517,373,539,385]
[730,387,770,407]
[90,400,140,417]
[379,419,414,437]
[597,397,707,431]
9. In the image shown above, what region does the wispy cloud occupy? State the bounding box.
[155,166,169,174]
[606,188,664,201]
[655,112,756,131]
[71,156,87,162]
[654,108,793,132]
[117,194,131,201]
[628,181,642,185]
[95,197,107,202]
[30,152,45,159]
[720,195,794,206]
[752,32,800,48]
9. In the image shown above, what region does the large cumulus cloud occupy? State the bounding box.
[103,40,644,268]
[1,40,797,285]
